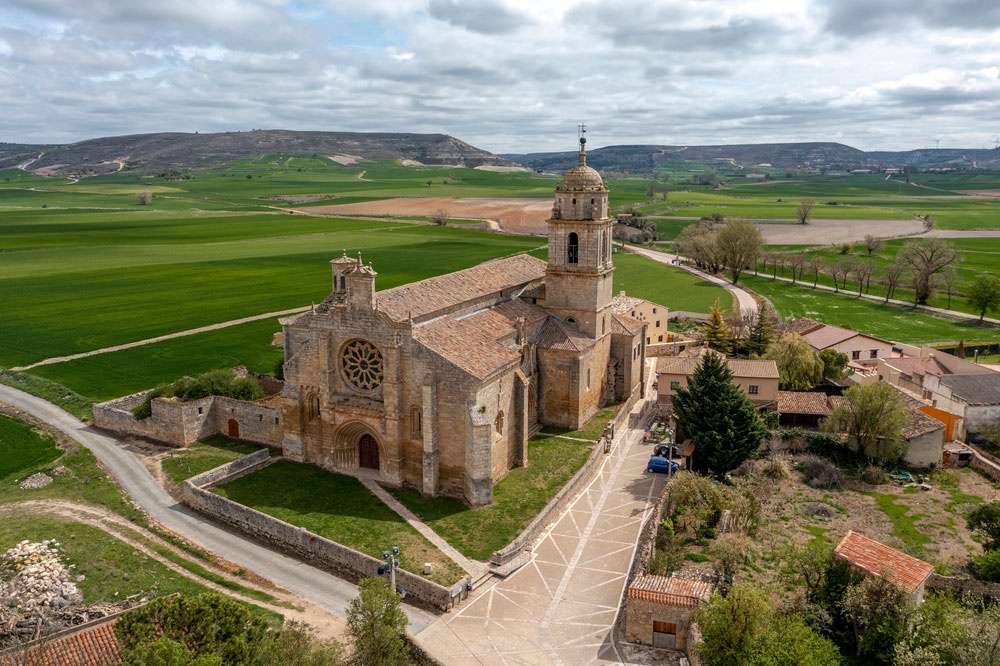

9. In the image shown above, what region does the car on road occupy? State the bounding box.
[646,455,679,474]
[652,443,680,458]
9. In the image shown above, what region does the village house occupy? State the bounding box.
[834,530,935,603]
[624,574,712,651]
[785,318,894,376]
[610,291,689,356]
[655,352,779,409]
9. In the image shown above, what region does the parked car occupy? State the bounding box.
[652,443,680,458]
[646,455,679,474]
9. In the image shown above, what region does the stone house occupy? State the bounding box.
[920,373,1000,444]
[834,530,934,603]
[655,352,779,409]
[610,292,679,355]
[278,137,647,506]
[624,575,712,651]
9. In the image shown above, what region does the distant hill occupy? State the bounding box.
[2,130,509,176]
[503,142,1000,174]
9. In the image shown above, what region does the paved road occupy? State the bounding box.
[0,384,439,632]
[414,391,665,665]
[628,246,759,319]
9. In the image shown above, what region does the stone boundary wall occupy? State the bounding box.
[182,453,465,611]
[492,394,647,570]
[967,444,1000,482]
[93,392,282,448]
[926,573,1000,599]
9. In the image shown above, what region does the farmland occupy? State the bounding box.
[2,157,1000,407]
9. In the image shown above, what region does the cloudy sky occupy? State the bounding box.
[3,0,1000,153]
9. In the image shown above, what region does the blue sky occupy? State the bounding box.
[3,0,1000,153]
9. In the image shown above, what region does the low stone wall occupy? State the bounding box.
[968,444,1000,482]
[926,573,1000,600]
[182,453,464,610]
[491,396,645,572]
[93,392,282,448]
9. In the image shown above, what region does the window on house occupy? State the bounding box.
[568,232,579,264]
[748,384,759,395]
[647,337,651,344]
[653,308,657,314]
[870,349,878,359]
[852,351,861,360]
[197,407,203,415]
[655,320,660,328]
[670,381,681,390]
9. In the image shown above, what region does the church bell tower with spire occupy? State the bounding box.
[544,125,614,339]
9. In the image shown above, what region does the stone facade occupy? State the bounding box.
[624,575,712,651]
[93,387,283,448]
[279,136,646,506]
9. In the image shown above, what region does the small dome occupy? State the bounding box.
[558,164,605,191]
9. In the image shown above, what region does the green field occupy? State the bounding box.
[3,158,999,407]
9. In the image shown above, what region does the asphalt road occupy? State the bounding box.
[0,383,439,632]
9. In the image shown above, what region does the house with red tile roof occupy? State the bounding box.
[625,575,712,651]
[786,318,894,373]
[656,352,779,408]
[0,617,122,666]
[834,530,935,602]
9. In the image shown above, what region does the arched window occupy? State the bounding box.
[568,232,579,264]
[495,411,504,435]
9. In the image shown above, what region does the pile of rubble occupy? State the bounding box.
[18,472,53,490]
[0,540,83,612]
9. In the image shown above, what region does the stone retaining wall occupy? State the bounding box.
[967,444,1000,481]
[926,573,1000,599]
[182,453,466,611]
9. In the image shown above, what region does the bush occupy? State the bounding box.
[132,369,267,419]
[975,550,1000,581]
[860,465,889,485]
[760,455,791,480]
[697,525,718,540]
[799,454,844,488]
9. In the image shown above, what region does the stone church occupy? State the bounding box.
[278,136,647,506]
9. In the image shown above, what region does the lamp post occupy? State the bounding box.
[380,546,400,594]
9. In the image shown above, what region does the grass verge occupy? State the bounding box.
[161,436,265,484]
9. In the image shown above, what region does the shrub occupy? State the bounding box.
[697,525,718,540]
[975,550,1000,581]
[760,454,791,480]
[802,502,837,519]
[799,454,844,488]
[685,552,710,563]
[860,465,889,485]
[132,369,267,419]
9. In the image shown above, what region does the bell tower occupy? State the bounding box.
[545,125,614,339]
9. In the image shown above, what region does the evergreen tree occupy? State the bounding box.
[701,299,733,354]
[744,302,778,357]
[672,352,767,478]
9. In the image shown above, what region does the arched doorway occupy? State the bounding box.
[228,419,239,438]
[358,434,380,470]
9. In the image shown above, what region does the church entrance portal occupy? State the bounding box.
[359,434,380,470]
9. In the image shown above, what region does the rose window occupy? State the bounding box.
[340,339,384,391]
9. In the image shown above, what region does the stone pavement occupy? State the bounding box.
[413,395,666,665]
[360,477,489,580]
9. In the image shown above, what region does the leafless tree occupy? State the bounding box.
[787,253,808,284]
[808,255,825,288]
[941,266,958,309]
[863,234,883,257]
[896,238,961,304]
[829,260,851,293]
[883,261,906,302]
[136,190,153,205]
[716,218,763,285]
[430,208,450,225]
[796,197,815,224]
[675,219,722,273]
[851,261,874,296]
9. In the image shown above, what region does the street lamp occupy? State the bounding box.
[379,546,401,594]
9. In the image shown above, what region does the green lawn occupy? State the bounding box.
[0,414,62,479]
[161,436,266,484]
[613,251,731,314]
[741,274,999,345]
[386,406,614,561]
[211,460,466,586]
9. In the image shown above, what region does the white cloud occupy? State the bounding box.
[2,0,1000,152]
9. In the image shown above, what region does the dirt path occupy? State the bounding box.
[0,499,347,641]
[11,306,310,372]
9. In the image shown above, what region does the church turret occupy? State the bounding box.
[544,126,614,338]
[346,251,377,309]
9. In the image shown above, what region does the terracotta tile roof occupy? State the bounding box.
[881,356,950,377]
[783,318,825,335]
[610,313,645,336]
[376,254,547,323]
[799,322,891,351]
[656,355,778,380]
[938,373,1000,405]
[777,390,831,415]
[834,530,934,594]
[728,359,779,379]
[0,618,122,666]
[536,318,596,352]
[610,291,645,314]
[898,391,946,439]
[627,575,712,607]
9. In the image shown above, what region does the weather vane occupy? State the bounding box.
[578,123,587,146]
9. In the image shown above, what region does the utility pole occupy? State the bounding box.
[380,546,400,594]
